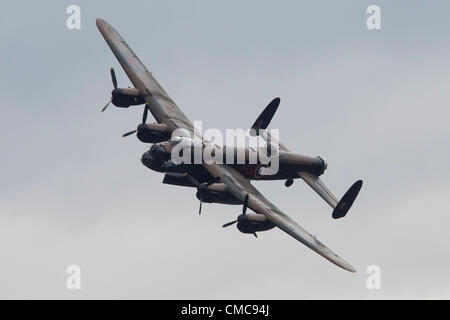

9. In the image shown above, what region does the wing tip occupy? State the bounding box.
[345,264,357,273]
[320,247,357,273]
[96,18,105,27]
[331,255,357,273]
[96,18,112,34]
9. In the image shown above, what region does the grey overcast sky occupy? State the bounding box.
[1,0,450,299]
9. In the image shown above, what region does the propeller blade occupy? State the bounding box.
[184,173,204,214]
[242,193,249,215]
[122,130,137,137]
[198,193,203,215]
[110,68,117,89]
[101,100,111,112]
[253,232,258,238]
[222,220,237,228]
[142,104,149,123]
[184,173,200,187]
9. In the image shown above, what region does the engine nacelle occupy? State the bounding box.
[136,123,171,143]
[196,187,242,205]
[141,143,173,172]
[111,88,145,108]
[162,172,197,187]
[236,213,275,234]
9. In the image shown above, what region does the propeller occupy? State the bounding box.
[101,68,118,112]
[222,193,249,228]
[222,220,237,228]
[198,193,203,215]
[111,67,118,89]
[142,104,149,123]
[242,193,249,215]
[101,100,111,113]
[122,129,137,137]
[184,173,220,215]
[122,104,150,137]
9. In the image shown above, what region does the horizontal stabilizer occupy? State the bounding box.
[297,172,338,208]
[298,172,363,219]
[332,180,363,219]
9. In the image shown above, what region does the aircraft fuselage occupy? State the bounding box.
[141,141,327,182]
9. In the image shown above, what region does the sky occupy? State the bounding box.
[1,0,450,299]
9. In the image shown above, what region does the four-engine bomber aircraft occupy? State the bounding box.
[96,18,363,272]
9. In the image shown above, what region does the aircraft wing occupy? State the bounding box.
[96,18,197,136]
[202,163,356,272]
